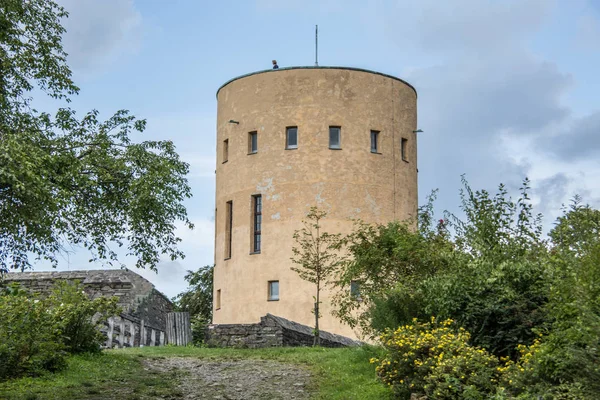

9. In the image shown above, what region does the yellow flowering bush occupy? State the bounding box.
[373,317,500,399]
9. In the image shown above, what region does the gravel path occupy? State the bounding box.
[143,357,313,400]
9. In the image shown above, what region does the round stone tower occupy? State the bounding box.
[213,67,418,339]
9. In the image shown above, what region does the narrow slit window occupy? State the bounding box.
[370,130,379,153]
[268,280,279,301]
[401,138,408,161]
[223,139,229,163]
[225,201,233,259]
[329,126,341,149]
[286,127,298,149]
[216,289,221,309]
[249,131,258,154]
[350,280,362,300]
[252,195,262,253]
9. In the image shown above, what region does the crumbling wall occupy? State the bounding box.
[206,314,359,348]
[3,269,175,347]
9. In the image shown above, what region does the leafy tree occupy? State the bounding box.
[332,191,453,336]
[0,0,192,273]
[529,201,600,397]
[173,264,214,344]
[549,196,600,257]
[174,265,214,319]
[291,207,341,346]
[335,178,550,357]
[426,177,549,357]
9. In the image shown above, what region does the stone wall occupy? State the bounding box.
[205,314,360,348]
[3,269,178,347]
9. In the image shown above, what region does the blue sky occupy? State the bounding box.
[30,0,600,297]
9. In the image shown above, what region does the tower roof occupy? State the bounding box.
[216,66,417,99]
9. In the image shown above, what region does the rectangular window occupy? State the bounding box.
[268,280,279,301]
[216,289,221,309]
[252,195,262,253]
[286,127,298,149]
[249,131,258,154]
[401,138,408,161]
[225,201,233,259]
[223,139,229,163]
[350,280,362,300]
[370,130,379,153]
[329,126,341,149]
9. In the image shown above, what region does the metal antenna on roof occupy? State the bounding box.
[315,25,319,66]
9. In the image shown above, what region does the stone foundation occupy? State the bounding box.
[206,314,360,348]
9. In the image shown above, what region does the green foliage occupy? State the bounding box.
[0,281,119,380]
[334,177,600,398]
[0,284,66,380]
[291,207,341,345]
[373,318,500,399]
[46,281,119,353]
[173,265,214,344]
[549,196,600,257]
[0,0,192,273]
[332,191,452,336]
[429,178,549,357]
[336,178,550,357]
[506,201,600,399]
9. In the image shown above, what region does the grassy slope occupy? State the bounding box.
[0,346,392,400]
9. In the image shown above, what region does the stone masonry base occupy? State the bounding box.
[205,314,360,348]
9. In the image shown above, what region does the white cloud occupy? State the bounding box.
[369,0,592,228]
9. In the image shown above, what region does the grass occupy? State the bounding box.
[0,352,182,400]
[0,346,392,400]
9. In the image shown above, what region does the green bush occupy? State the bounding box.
[190,315,209,345]
[0,281,119,380]
[0,285,66,379]
[46,281,119,353]
[373,318,500,399]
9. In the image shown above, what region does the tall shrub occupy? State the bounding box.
[46,281,119,353]
[0,281,119,380]
[0,285,65,379]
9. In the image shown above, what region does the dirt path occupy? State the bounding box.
[143,357,313,400]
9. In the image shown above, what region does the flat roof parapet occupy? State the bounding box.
[216,66,417,99]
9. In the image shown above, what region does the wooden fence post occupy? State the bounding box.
[107,317,114,348]
[166,312,191,345]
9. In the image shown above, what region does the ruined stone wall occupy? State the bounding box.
[206,314,359,349]
[3,269,176,346]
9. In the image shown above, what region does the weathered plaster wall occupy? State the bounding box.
[213,67,418,339]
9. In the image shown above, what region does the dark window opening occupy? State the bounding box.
[223,139,229,163]
[225,201,233,259]
[329,126,341,149]
[350,280,362,301]
[252,195,262,253]
[401,138,408,161]
[268,280,279,301]
[286,127,298,149]
[249,131,258,154]
[371,130,379,153]
[216,289,221,309]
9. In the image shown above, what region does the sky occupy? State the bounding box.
[27,0,600,298]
